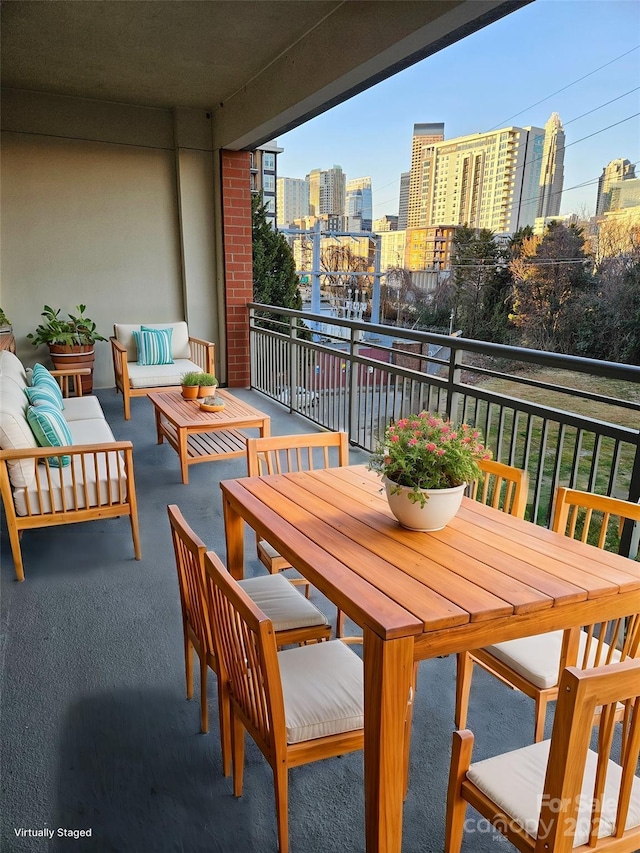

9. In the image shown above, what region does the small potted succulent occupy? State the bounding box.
[197,372,218,398]
[180,371,202,400]
[369,411,490,531]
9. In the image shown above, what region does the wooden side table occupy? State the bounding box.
[0,333,16,354]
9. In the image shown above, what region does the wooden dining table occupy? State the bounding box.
[220,464,640,853]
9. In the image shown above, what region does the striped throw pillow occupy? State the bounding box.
[133,328,173,366]
[25,383,64,410]
[26,404,72,467]
[32,363,65,409]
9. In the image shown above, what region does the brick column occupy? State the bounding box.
[221,150,252,387]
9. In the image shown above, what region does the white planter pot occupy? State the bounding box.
[383,478,466,532]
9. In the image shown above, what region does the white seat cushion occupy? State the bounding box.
[239,573,328,631]
[127,358,202,389]
[259,540,283,561]
[278,639,363,744]
[466,739,640,847]
[62,395,106,422]
[485,631,621,690]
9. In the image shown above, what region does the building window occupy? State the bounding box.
[263,174,275,191]
[264,198,276,214]
[263,153,275,170]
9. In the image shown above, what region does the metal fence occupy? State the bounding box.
[248,303,640,555]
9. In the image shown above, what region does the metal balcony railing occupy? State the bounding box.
[248,303,640,557]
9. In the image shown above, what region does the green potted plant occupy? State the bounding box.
[27,304,107,394]
[368,411,490,531]
[180,370,202,400]
[197,372,218,398]
[0,308,12,333]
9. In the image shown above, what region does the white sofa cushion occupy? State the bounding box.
[0,350,29,387]
[114,322,190,362]
[278,640,363,744]
[0,375,37,488]
[466,739,640,847]
[239,573,329,632]
[127,358,203,389]
[62,396,106,422]
[486,630,621,690]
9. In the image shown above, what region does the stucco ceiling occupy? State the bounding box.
[1,0,529,149]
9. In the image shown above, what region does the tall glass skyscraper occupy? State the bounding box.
[536,113,565,219]
[346,176,372,231]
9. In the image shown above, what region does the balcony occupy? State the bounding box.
[2,310,639,851]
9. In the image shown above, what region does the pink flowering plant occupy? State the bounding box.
[369,412,491,507]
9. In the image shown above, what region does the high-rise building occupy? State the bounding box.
[306,165,346,217]
[346,176,372,231]
[406,122,546,234]
[596,159,636,215]
[536,113,565,219]
[609,178,640,212]
[405,225,457,271]
[373,215,398,232]
[398,171,410,230]
[276,177,309,227]
[407,123,445,228]
[250,140,283,226]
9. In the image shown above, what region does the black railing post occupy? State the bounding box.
[620,439,640,559]
[445,342,463,422]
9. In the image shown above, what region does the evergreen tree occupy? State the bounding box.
[252,194,302,315]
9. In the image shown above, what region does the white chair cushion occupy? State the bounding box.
[259,540,283,561]
[466,739,640,847]
[0,375,37,488]
[127,358,202,389]
[239,573,328,631]
[114,322,190,362]
[485,631,621,690]
[278,639,363,744]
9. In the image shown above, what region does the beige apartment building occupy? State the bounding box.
[407,122,549,234]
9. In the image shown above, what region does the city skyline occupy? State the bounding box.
[276,0,640,222]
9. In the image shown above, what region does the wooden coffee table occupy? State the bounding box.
[148,389,270,484]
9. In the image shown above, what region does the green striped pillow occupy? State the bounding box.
[26,404,72,467]
[32,363,65,409]
[133,328,174,366]
[25,383,64,410]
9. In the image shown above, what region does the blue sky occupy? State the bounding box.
[276,0,640,221]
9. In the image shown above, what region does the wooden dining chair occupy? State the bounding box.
[204,549,364,853]
[455,488,640,742]
[446,658,640,852]
[246,431,350,630]
[167,505,331,770]
[468,458,529,519]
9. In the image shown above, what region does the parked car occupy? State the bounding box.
[276,387,318,408]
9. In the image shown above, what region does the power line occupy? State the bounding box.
[487,44,640,130]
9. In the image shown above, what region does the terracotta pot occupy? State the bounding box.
[48,344,95,395]
[181,385,199,400]
[383,477,466,532]
[198,384,218,398]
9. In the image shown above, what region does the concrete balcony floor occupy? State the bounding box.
[2,388,531,852]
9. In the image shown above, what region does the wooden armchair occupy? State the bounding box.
[110,322,215,419]
[455,488,640,741]
[446,659,640,852]
[167,505,331,774]
[204,549,364,853]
